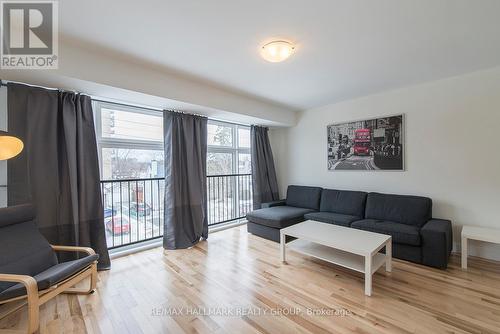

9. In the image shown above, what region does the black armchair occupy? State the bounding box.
[0,204,99,334]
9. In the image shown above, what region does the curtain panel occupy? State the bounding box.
[250,125,280,209]
[163,110,208,249]
[7,83,110,270]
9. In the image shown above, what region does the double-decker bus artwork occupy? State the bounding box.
[353,128,371,155]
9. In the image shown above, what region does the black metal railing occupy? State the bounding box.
[101,177,165,249]
[207,173,253,226]
[101,173,252,249]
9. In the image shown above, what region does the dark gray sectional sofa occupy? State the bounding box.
[246,185,453,269]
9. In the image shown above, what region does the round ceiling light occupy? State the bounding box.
[260,40,295,63]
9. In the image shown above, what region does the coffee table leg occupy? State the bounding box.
[461,236,467,269]
[280,232,286,263]
[386,240,392,272]
[365,255,372,296]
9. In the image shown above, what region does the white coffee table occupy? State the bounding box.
[461,225,500,269]
[280,220,392,296]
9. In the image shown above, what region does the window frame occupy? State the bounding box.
[94,101,251,179]
[207,119,250,175]
[94,101,164,180]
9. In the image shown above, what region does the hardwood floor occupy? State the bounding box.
[1,225,500,334]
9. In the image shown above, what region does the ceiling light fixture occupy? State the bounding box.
[261,40,295,63]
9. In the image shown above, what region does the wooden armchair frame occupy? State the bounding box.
[0,246,98,334]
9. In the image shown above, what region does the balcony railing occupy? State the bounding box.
[101,173,252,249]
[207,174,253,225]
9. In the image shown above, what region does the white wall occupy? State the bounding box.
[270,67,500,260]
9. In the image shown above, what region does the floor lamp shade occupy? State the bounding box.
[0,131,24,160]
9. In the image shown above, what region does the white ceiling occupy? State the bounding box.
[60,0,500,110]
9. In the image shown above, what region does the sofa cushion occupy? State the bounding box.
[351,219,421,246]
[303,212,360,227]
[246,206,314,229]
[261,200,286,208]
[320,189,367,217]
[0,254,99,301]
[286,185,322,210]
[365,192,432,227]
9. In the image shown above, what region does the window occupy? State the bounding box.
[238,128,250,148]
[206,120,251,175]
[95,101,166,249]
[101,148,164,179]
[206,120,252,226]
[207,123,233,147]
[207,152,233,175]
[100,107,163,141]
[94,102,164,180]
[94,102,253,248]
[96,106,251,179]
[238,153,251,173]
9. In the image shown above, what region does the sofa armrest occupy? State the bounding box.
[420,219,453,269]
[261,199,286,208]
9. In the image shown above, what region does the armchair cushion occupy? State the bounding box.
[0,254,98,301]
[0,203,38,228]
[0,204,58,292]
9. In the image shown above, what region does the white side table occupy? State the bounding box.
[461,226,500,269]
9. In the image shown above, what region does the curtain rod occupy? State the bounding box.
[0,79,255,128]
[0,79,82,94]
[0,81,164,114]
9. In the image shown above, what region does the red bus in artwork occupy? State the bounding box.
[353,128,371,155]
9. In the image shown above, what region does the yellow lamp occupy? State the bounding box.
[0,131,23,160]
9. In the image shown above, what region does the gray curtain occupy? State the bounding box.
[251,125,280,209]
[7,83,110,270]
[163,111,208,249]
